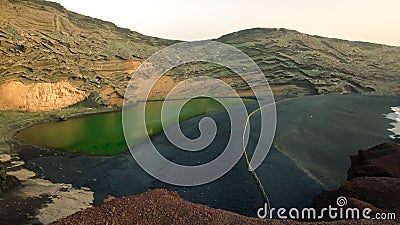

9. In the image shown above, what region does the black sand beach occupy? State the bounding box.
[12,94,399,219]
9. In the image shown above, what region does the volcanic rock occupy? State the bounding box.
[0,166,19,193]
[314,143,400,221]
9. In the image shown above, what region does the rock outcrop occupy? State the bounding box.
[347,142,400,179]
[0,81,87,111]
[0,166,19,193]
[314,143,400,220]
[1,0,399,111]
[0,0,172,110]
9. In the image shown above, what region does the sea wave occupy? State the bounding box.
[384,106,400,139]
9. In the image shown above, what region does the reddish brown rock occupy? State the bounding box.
[53,189,394,225]
[314,177,400,211]
[314,143,400,222]
[348,143,400,179]
[52,189,272,225]
[340,177,400,210]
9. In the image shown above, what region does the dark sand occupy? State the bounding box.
[16,94,400,219]
[272,94,399,189]
[0,186,51,225]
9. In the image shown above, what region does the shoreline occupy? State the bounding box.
[0,106,117,224]
[0,94,308,224]
[8,92,391,150]
[0,93,399,224]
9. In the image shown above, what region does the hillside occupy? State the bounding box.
[0,0,399,111]
[0,0,174,110]
[217,28,400,95]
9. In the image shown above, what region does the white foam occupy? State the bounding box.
[384,106,400,139]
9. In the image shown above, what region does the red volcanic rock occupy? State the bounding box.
[340,177,400,210]
[314,143,400,222]
[315,177,400,210]
[52,189,273,225]
[53,189,391,225]
[348,143,400,179]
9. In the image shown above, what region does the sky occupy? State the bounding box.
[51,0,400,46]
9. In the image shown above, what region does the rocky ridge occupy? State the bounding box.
[0,0,174,109]
[1,0,400,111]
[0,81,86,111]
[314,143,400,221]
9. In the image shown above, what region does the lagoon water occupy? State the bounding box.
[18,94,400,217]
[17,98,247,155]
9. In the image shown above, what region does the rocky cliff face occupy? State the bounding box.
[314,143,400,220]
[0,0,399,112]
[347,142,400,179]
[0,0,173,111]
[217,29,400,96]
[0,81,87,111]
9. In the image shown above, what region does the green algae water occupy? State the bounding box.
[17,98,249,155]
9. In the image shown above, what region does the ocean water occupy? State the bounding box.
[384,106,400,139]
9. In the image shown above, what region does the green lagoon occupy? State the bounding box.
[17,98,249,155]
